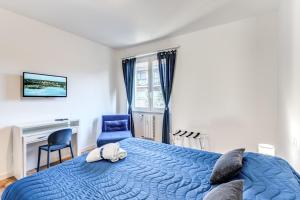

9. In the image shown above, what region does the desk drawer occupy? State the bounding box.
[25,135,49,144]
[24,128,78,144]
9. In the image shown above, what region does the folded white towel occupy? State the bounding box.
[86,143,127,163]
[118,148,127,160]
[102,143,120,162]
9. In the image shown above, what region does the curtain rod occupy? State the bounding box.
[122,45,180,60]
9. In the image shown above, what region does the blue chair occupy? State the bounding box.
[37,128,74,172]
[97,115,133,147]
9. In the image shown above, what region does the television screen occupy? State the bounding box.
[23,72,67,97]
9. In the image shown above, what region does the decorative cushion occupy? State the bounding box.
[104,120,128,132]
[204,180,243,200]
[210,148,245,184]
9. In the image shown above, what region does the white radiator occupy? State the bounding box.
[143,114,155,140]
[133,113,162,141]
[172,130,209,150]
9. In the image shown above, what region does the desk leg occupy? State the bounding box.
[22,138,27,178]
[72,133,80,156]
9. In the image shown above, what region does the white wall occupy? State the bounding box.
[277,0,300,171]
[0,8,116,179]
[116,13,278,154]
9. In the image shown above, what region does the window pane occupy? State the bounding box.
[135,87,149,108]
[135,62,149,109]
[152,60,164,109]
[136,62,148,87]
[134,58,165,111]
[152,60,160,87]
[153,88,165,109]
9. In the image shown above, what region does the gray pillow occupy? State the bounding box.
[210,148,245,184]
[204,180,243,200]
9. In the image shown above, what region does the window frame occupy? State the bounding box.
[133,55,164,113]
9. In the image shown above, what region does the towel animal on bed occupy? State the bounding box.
[86,143,127,163]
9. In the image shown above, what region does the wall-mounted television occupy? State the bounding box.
[23,72,67,97]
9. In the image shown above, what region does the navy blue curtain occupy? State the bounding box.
[157,50,176,144]
[122,58,136,136]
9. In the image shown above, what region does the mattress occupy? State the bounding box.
[2,138,300,200]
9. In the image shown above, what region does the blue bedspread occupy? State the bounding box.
[3,138,300,200]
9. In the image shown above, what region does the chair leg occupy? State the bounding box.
[37,147,41,172]
[70,144,74,158]
[47,149,50,168]
[58,149,62,163]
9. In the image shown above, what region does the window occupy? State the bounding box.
[134,55,164,112]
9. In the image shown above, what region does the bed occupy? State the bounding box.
[2,138,300,200]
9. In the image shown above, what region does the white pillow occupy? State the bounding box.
[86,148,102,163]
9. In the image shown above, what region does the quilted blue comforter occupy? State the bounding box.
[3,138,300,200]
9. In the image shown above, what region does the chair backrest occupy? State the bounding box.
[48,128,72,146]
[101,115,130,132]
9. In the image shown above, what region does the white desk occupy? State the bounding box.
[13,120,80,179]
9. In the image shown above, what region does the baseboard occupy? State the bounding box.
[80,144,96,154]
[0,171,13,181]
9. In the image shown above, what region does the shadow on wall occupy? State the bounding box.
[209,117,249,153]
[93,117,101,141]
[4,74,22,101]
[108,54,117,114]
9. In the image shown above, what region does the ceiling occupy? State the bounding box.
[0,0,279,48]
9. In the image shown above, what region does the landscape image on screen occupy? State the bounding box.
[23,73,67,97]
